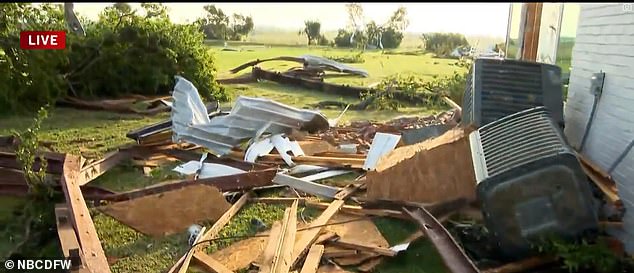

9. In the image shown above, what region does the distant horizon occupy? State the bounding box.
[66,3,512,38]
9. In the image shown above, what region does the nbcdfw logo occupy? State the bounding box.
[19,30,66,50]
[4,258,72,271]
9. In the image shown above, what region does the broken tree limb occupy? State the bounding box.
[57,96,171,116]
[299,245,324,273]
[290,200,344,268]
[59,155,111,273]
[442,96,462,112]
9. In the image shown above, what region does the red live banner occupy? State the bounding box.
[20,31,66,50]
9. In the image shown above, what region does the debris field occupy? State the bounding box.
[0,56,630,273]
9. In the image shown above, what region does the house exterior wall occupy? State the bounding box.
[564,3,634,252]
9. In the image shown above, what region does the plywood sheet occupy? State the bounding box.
[99,184,230,237]
[323,214,388,266]
[366,128,477,203]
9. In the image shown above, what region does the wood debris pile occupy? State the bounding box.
[2,85,629,273]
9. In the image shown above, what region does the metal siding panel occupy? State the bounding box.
[566,4,634,252]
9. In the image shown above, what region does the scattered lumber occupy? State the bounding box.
[300,245,324,273]
[59,155,111,273]
[290,200,345,268]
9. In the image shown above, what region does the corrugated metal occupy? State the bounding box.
[171,76,329,156]
[563,3,634,253]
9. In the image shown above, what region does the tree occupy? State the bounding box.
[228,14,254,41]
[141,3,168,19]
[201,4,229,40]
[345,3,366,49]
[0,3,226,113]
[113,2,132,13]
[421,32,470,57]
[386,6,409,32]
[300,20,321,45]
[380,27,404,49]
[199,5,253,41]
[337,5,408,50]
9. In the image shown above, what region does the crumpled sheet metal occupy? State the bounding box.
[300,55,369,78]
[171,76,330,156]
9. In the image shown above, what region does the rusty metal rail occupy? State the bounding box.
[403,206,480,273]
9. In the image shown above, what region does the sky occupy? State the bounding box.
[69,2,513,38]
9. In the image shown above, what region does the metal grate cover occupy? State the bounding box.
[461,58,563,128]
[469,107,598,258]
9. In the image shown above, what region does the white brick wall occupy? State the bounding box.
[564,3,634,253]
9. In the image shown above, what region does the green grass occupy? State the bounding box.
[0,44,462,272]
[0,109,167,158]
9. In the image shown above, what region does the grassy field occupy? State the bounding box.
[0,45,464,273]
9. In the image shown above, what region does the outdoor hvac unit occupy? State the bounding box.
[469,107,598,259]
[461,58,564,128]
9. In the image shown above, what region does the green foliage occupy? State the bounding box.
[199,5,254,41]
[380,27,404,49]
[11,106,52,196]
[0,3,226,114]
[299,20,322,45]
[421,32,470,57]
[0,3,68,113]
[324,52,365,64]
[317,35,332,46]
[2,106,59,258]
[372,61,470,110]
[334,29,363,48]
[337,6,407,50]
[537,237,631,273]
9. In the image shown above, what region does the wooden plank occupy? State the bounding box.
[261,200,298,273]
[178,226,207,273]
[78,150,126,185]
[192,252,233,273]
[322,248,358,258]
[328,240,396,257]
[199,191,251,244]
[54,204,85,270]
[579,159,621,204]
[305,202,407,220]
[260,222,283,273]
[290,200,344,268]
[314,232,338,245]
[250,198,407,220]
[300,245,324,273]
[59,155,111,273]
[334,183,364,200]
[274,200,298,273]
[173,192,251,272]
